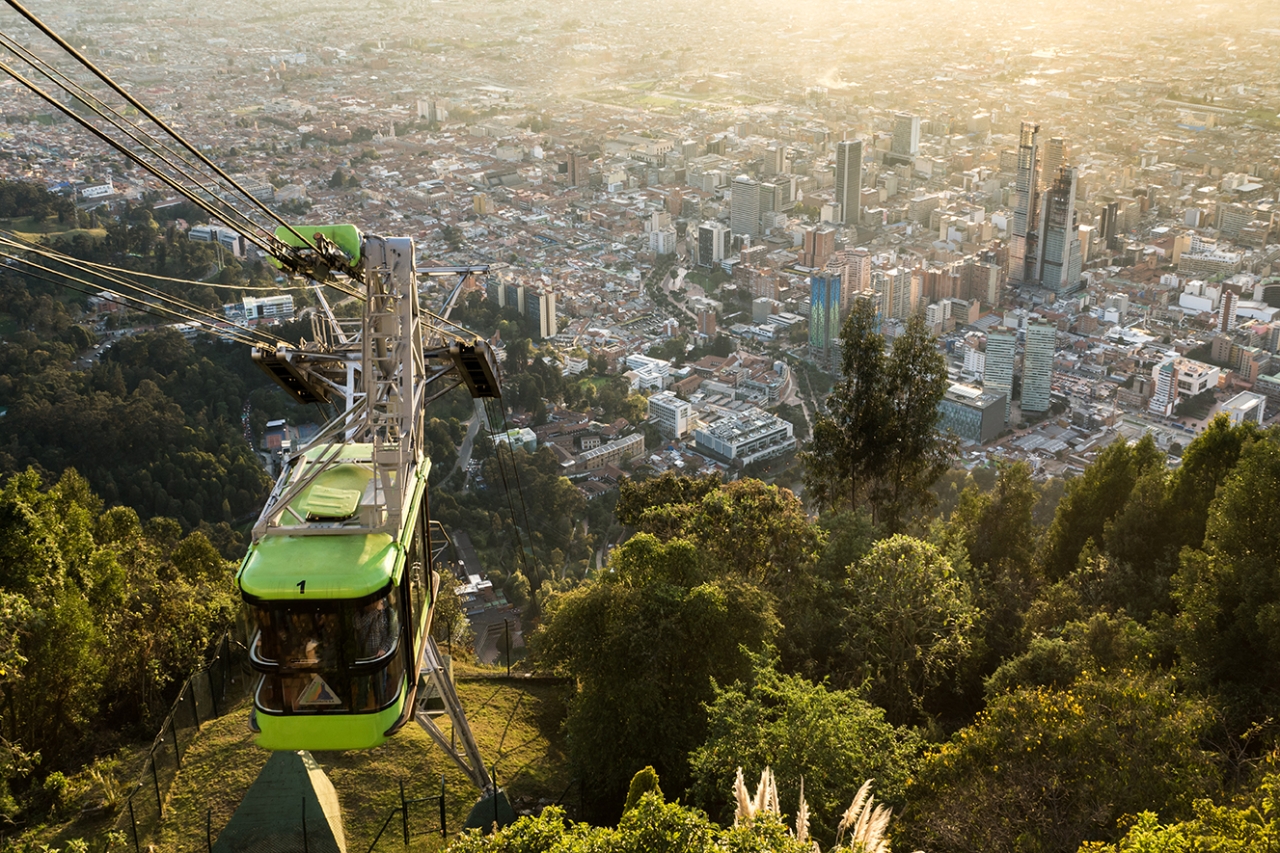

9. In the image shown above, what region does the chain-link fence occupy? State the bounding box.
[115,631,255,853]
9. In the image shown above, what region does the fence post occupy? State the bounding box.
[170,714,182,770]
[129,798,140,853]
[439,775,447,839]
[151,757,163,817]
[193,678,203,730]
[400,780,409,846]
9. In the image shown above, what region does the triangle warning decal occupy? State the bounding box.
[297,674,344,708]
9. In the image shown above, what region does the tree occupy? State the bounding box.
[875,313,957,527]
[1165,414,1259,553]
[1081,772,1280,853]
[619,477,821,585]
[1038,435,1162,582]
[689,658,920,843]
[983,611,1158,696]
[774,510,875,683]
[448,793,813,853]
[800,299,888,516]
[801,303,952,530]
[900,671,1216,853]
[1099,466,1176,620]
[943,461,1043,665]
[532,534,778,817]
[840,535,977,724]
[1174,434,1280,721]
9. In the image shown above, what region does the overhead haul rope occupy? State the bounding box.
[68,261,317,293]
[0,236,282,348]
[480,395,537,588]
[0,56,297,270]
[0,252,272,347]
[1,0,336,270]
[0,33,284,254]
[489,394,541,579]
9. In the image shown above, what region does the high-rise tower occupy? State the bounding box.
[983,327,1017,421]
[1040,137,1068,192]
[731,175,761,238]
[1219,289,1239,334]
[1021,321,1056,413]
[809,273,843,366]
[697,221,731,267]
[1009,122,1041,285]
[834,140,863,227]
[1036,167,1083,294]
[891,113,921,158]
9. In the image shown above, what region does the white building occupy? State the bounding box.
[730,175,761,238]
[1222,391,1265,426]
[1149,356,1220,417]
[693,409,795,466]
[224,294,295,324]
[493,427,538,453]
[647,391,693,439]
[649,227,677,256]
[190,224,249,259]
[962,342,986,377]
[624,354,672,391]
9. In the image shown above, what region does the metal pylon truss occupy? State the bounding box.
[250,237,499,541]
[416,637,494,794]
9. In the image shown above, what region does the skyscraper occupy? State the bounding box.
[526,288,557,340]
[809,273,843,365]
[1099,201,1121,251]
[840,248,872,312]
[872,267,918,320]
[1009,122,1041,285]
[800,225,836,268]
[730,175,761,238]
[1040,137,1068,192]
[891,113,921,158]
[763,144,785,176]
[834,140,863,227]
[1220,289,1239,334]
[1036,167,1083,294]
[1021,321,1056,413]
[759,182,779,215]
[567,151,591,188]
[697,221,731,267]
[983,327,1017,421]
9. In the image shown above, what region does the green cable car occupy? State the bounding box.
[238,445,434,751]
[238,234,500,782]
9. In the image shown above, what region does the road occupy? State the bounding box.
[450,398,490,480]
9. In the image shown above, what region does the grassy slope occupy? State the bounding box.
[12,669,569,852]
[150,673,569,852]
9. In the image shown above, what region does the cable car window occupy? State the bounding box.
[407,508,429,636]
[353,596,400,663]
[255,647,405,714]
[250,591,400,670]
[253,609,343,668]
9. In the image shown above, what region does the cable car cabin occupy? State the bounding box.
[237,444,436,751]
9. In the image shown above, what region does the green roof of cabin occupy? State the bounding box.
[239,531,397,600]
[291,463,373,522]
